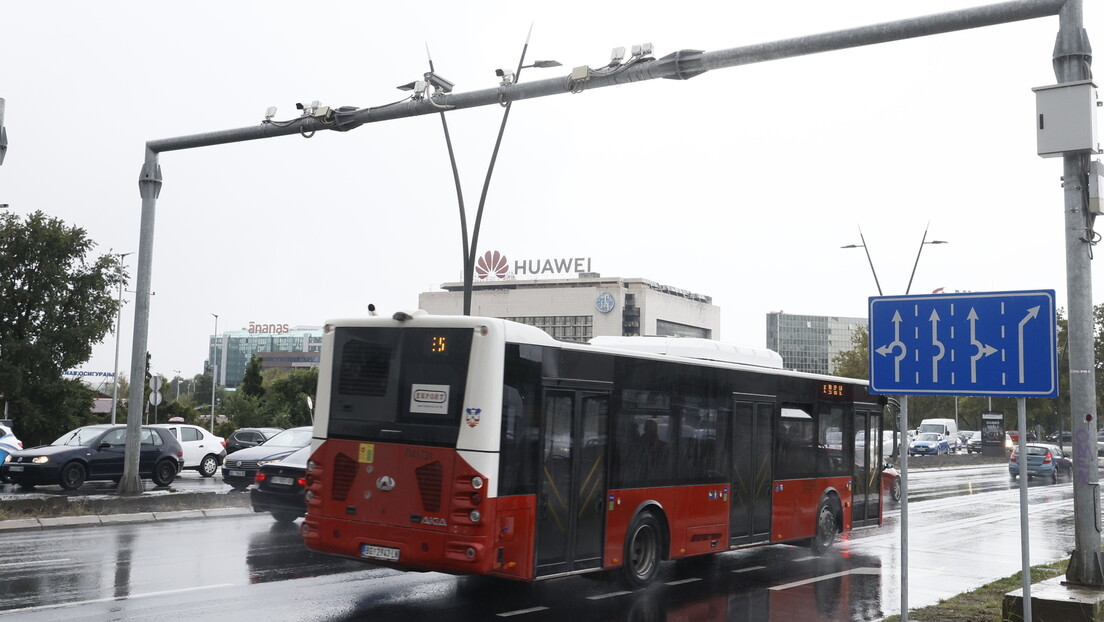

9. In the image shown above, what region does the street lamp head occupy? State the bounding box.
[840,244,864,249]
[523,60,562,69]
[928,240,949,245]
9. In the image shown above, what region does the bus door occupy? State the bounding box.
[535,388,610,577]
[730,395,774,546]
[851,407,883,528]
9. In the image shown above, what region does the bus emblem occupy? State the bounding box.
[421,516,447,526]
[465,408,482,428]
[376,475,396,491]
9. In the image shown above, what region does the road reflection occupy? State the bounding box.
[330,547,885,621]
[245,520,362,584]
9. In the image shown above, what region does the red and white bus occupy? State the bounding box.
[302,311,890,587]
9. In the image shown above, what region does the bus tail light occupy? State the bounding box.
[469,510,481,523]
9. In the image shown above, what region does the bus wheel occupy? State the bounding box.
[811,499,838,555]
[622,512,661,588]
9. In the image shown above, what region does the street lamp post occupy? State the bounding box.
[173,369,181,402]
[111,252,134,425]
[905,225,948,295]
[840,229,883,296]
[210,313,218,433]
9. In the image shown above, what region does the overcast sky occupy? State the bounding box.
[2,1,1100,385]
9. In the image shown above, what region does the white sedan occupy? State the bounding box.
[152,423,227,477]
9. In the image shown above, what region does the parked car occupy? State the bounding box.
[250,445,311,523]
[1009,443,1072,482]
[0,424,22,463]
[966,430,983,454]
[225,427,283,455]
[908,432,950,456]
[882,463,902,502]
[222,426,312,490]
[152,423,227,477]
[0,424,183,490]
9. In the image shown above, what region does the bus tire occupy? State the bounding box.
[811,498,839,555]
[621,511,662,589]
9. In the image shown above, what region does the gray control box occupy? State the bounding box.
[1033,80,1100,158]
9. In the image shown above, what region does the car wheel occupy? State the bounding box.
[198,455,219,478]
[59,462,86,490]
[621,511,662,589]
[271,511,299,523]
[1052,468,1059,484]
[811,498,839,555]
[152,459,177,487]
[891,477,902,502]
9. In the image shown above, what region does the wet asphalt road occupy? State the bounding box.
[0,464,1080,621]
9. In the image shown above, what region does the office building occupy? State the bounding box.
[418,252,719,342]
[765,312,865,375]
[207,323,323,389]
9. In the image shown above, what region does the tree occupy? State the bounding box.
[831,325,869,380]
[0,211,124,444]
[240,356,265,398]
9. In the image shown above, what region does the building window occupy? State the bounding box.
[502,316,594,343]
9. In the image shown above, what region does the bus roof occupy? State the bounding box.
[588,336,783,369]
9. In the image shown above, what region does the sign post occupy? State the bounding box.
[869,289,1058,622]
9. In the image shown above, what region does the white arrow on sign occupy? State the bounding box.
[1018,306,1040,383]
[875,310,908,382]
[967,308,998,383]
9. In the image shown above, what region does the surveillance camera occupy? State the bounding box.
[295,102,305,110]
[424,71,454,93]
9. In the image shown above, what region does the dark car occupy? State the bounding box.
[224,427,283,455]
[250,445,311,523]
[222,426,311,490]
[0,424,184,490]
[1009,443,1072,483]
[966,430,983,454]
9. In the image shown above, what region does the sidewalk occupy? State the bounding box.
[0,488,253,531]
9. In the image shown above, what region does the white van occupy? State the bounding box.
[917,418,960,452]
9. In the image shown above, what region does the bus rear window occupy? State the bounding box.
[328,327,473,446]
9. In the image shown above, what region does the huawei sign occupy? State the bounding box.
[475,250,594,280]
[476,251,510,280]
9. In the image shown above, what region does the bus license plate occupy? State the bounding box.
[361,545,400,562]
[271,476,294,486]
[228,469,245,477]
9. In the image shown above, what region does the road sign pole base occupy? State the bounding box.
[1065,550,1104,587]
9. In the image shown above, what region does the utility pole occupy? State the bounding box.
[1051,0,1101,586]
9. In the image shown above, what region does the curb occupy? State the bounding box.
[0,506,255,532]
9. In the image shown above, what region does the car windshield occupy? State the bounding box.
[52,427,105,447]
[916,433,941,442]
[263,428,312,448]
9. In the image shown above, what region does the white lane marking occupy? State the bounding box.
[587,590,632,600]
[0,558,71,568]
[769,567,881,591]
[5,583,236,614]
[665,577,701,586]
[497,606,550,616]
[733,565,766,573]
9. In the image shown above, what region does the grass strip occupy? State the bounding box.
[881,559,1068,621]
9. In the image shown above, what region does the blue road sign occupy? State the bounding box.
[868,290,1058,397]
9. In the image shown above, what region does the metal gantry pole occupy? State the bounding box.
[121,3,1079,518]
[1051,0,1102,587]
[119,150,161,495]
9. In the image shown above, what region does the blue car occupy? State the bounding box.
[908,432,949,456]
[1009,443,1072,482]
